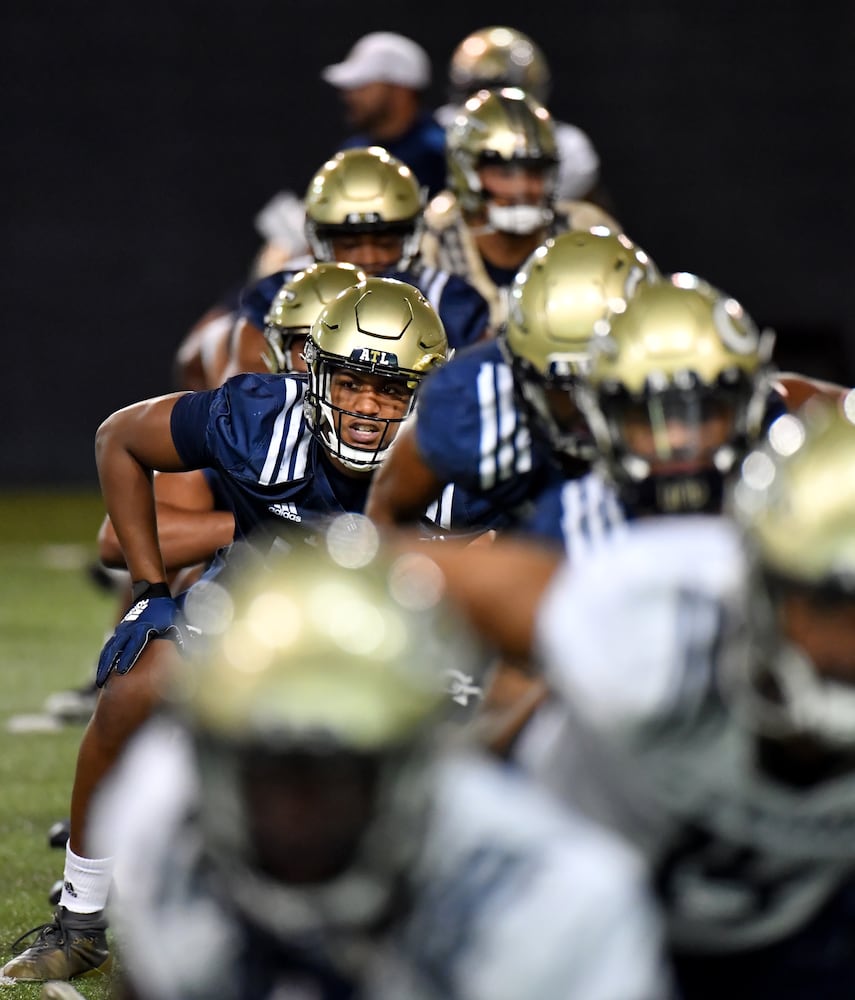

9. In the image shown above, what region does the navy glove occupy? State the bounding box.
[96,584,184,686]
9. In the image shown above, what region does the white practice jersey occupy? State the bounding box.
[529,515,855,952]
[94,720,670,1000]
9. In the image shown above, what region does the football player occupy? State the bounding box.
[366,227,659,532]
[389,399,855,999]
[366,228,658,754]
[226,147,492,382]
[322,31,447,198]
[520,272,850,555]
[421,87,619,329]
[89,518,671,1000]
[1,278,481,983]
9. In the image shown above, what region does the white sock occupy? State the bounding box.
[59,845,113,913]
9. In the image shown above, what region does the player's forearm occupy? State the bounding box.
[152,507,235,571]
[99,507,234,572]
[94,396,187,586]
[95,441,166,585]
[365,428,445,525]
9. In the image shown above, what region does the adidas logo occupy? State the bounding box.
[268,502,302,523]
[63,880,78,898]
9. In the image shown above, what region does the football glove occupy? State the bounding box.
[96,591,184,685]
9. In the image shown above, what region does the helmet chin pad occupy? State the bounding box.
[486,202,553,235]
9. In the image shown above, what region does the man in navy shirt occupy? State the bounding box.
[323,31,447,199]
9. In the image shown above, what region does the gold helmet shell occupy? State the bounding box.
[733,401,855,589]
[304,147,424,267]
[449,26,551,103]
[446,87,558,214]
[304,276,448,471]
[263,262,366,373]
[178,517,466,750]
[506,229,658,377]
[588,273,772,395]
[503,229,658,460]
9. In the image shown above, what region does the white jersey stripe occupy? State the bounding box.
[477,364,500,490]
[259,380,305,486]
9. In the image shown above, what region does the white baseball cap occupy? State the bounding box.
[322,32,431,90]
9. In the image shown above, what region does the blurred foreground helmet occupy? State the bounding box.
[446,87,558,227]
[504,228,658,462]
[175,515,486,939]
[725,401,855,766]
[579,273,775,514]
[304,147,424,268]
[449,26,551,103]
[263,262,366,373]
[304,276,448,471]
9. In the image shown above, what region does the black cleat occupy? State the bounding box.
[48,819,70,849]
[2,907,110,981]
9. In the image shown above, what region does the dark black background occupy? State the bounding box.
[4,0,854,486]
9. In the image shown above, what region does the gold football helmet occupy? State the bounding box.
[449,26,551,104]
[304,276,448,471]
[579,273,775,514]
[304,147,424,268]
[263,262,366,373]
[504,228,658,461]
[176,514,484,939]
[446,87,558,219]
[725,402,855,768]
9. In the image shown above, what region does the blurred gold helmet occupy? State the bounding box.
[449,26,551,103]
[304,147,424,268]
[304,276,448,471]
[579,273,775,514]
[263,262,366,373]
[724,402,855,757]
[446,87,558,218]
[177,515,485,938]
[504,229,658,460]
[734,401,855,592]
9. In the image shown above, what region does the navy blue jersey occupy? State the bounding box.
[519,473,630,556]
[171,373,502,545]
[238,265,489,353]
[337,113,447,199]
[414,339,563,525]
[237,269,301,332]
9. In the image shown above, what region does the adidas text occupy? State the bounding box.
[268,503,302,523]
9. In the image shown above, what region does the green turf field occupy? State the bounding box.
[0,492,116,998]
